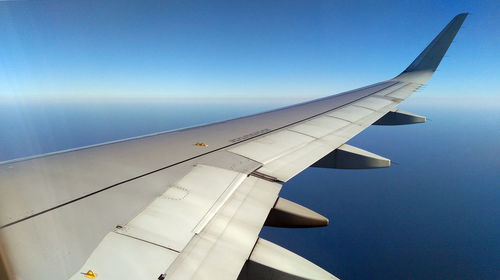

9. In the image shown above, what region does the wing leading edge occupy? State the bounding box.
[0,14,467,280]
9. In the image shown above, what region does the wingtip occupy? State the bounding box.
[452,13,468,27]
[395,12,468,82]
[455,13,469,20]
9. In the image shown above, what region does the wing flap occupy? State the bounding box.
[164,176,281,280]
[228,130,315,164]
[247,95,400,181]
[257,138,342,182]
[69,232,178,280]
[115,165,247,251]
[325,105,374,122]
[353,96,394,111]
[289,116,350,138]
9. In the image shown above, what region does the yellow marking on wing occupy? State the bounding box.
[83,270,97,279]
[195,142,208,147]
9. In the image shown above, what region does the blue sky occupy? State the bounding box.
[0,3,499,278]
[0,0,498,106]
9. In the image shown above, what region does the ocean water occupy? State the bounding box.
[0,103,499,279]
[261,106,500,280]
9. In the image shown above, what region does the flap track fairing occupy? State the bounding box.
[264,197,329,228]
[373,109,426,126]
[238,238,339,280]
[312,144,390,169]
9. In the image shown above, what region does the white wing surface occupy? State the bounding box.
[0,13,467,280]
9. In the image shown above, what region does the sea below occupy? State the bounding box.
[1,102,499,280]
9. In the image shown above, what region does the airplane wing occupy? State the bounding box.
[0,13,467,280]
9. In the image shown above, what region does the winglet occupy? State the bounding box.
[395,13,468,83]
